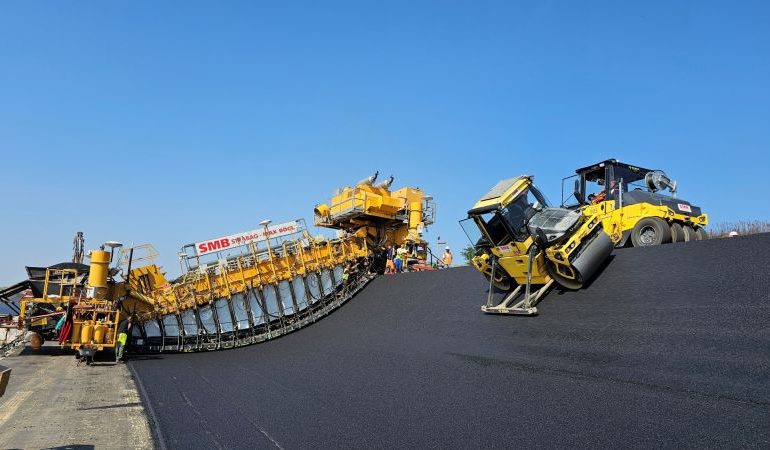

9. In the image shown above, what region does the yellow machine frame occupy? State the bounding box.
[584,200,708,245]
[18,231,370,357]
[565,159,708,246]
[463,176,610,315]
[314,172,435,267]
[19,258,121,353]
[126,236,369,316]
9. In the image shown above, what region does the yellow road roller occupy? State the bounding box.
[460,175,613,315]
[561,159,708,246]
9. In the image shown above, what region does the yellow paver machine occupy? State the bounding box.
[7,172,434,360]
[314,171,436,271]
[15,221,371,360]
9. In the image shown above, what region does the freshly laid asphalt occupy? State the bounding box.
[130,234,770,449]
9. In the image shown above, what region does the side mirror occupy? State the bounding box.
[574,179,585,205]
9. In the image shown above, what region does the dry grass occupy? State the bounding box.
[707,220,770,239]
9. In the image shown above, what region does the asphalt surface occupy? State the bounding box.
[131,234,770,449]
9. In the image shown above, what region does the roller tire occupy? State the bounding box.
[630,217,672,247]
[694,227,708,241]
[682,225,697,242]
[670,222,686,243]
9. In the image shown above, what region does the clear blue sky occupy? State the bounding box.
[1,1,769,284]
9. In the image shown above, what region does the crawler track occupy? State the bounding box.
[131,234,770,448]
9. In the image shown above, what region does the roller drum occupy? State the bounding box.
[570,230,613,285]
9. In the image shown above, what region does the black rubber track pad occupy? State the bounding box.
[130,233,770,449]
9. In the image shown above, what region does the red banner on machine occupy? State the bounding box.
[195,221,301,256]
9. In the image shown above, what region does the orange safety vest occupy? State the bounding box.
[443,252,453,265]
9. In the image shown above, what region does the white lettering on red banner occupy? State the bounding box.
[195,221,300,256]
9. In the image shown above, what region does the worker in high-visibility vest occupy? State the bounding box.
[115,318,131,361]
[442,247,453,268]
[116,331,128,361]
[342,266,350,283]
[396,245,407,272]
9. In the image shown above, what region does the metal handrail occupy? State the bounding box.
[42,268,79,300]
[328,189,369,219]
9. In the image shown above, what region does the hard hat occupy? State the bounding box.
[445,246,450,250]
[729,231,739,237]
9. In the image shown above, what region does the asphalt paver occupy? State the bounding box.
[130,233,770,449]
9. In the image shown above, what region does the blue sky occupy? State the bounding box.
[1,1,769,284]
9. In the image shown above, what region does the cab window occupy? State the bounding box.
[479,212,511,246]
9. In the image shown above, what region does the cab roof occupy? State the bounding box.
[467,175,531,215]
[575,159,655,181]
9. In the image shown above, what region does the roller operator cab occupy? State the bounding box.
[562,159,709,247]
[460,176,613,315]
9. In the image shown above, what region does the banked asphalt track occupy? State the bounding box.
[130,233,770,449]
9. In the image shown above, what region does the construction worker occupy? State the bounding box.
[442,247,453,268]
[590,179,619,205]
[116,331,127,361]
[385,257,396,275]
[115,318,131,362]
[590,191,606,205]
[396,245,408,272]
